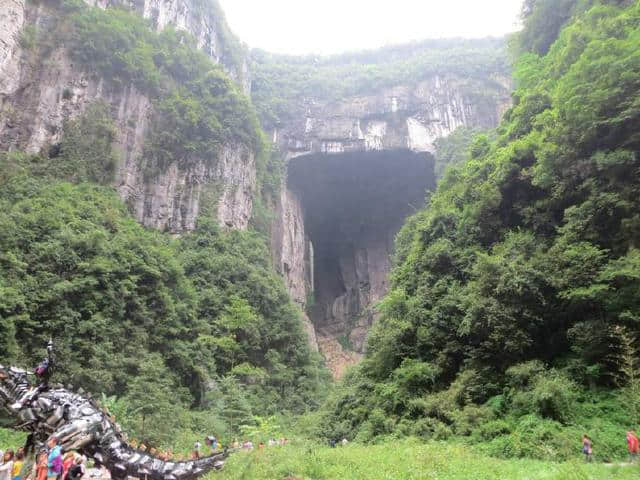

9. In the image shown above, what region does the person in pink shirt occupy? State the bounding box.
[627,430,639,462]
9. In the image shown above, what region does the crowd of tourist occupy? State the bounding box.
[0,438,87,480]
[0,431,294,480]
[228,437,290,452]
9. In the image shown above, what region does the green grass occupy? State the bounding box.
[0,428,26,450]
[215,439,640,480]
[4,428,640,479]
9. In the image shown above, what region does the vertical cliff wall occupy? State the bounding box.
[0,0,255,232]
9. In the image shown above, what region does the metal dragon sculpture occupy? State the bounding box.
[0,343,227,480]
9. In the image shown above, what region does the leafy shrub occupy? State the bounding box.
[512,371,578,423]
[53,102,119,184]
[474,419,512,441]
[506,361,547,388]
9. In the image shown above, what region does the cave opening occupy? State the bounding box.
[287,149,435,357]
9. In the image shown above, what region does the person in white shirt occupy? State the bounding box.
[0,450,15,480]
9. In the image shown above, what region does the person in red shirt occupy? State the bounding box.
[627,431,639,462]
[33,453,47,480]
[61,453,75,480]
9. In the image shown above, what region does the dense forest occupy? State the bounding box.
[318,0,640,461]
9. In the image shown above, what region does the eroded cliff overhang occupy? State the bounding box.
[286,149,435,374]
[276,75,512,160]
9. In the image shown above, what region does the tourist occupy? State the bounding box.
[12,449,24,480]
[32,453,47,480]
[205,436,217,452]
[231,439,240,450]
[61,452,75,480]
[627,431,639,462]
[341,438,348,447]
[581,434,593,462]
[242,440,253,450]
[46,437,62,480]
[0,450,15,480]
[193,441,201,459]
[67,457,85,480]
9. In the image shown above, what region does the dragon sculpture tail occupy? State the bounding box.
[89,438,228,480]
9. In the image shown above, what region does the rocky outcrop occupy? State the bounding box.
[274,76,511,375]
[0,0,254,231]
[0,0,24,101]
[275,75,511,160]
[120,142,255,232]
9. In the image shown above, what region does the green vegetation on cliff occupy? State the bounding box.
[250,38,510,127]
[317,0,640,460]
[60,0,260,167]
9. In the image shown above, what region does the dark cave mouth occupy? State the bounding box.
[287,149,436,336]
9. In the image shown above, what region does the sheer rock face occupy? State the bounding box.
[274,75,511,159]
[271,186,318,350]
[0,0,254,232]
[272,77,511,376]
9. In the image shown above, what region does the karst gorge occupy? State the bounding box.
[1,0,640,478]
[0,0,511,377]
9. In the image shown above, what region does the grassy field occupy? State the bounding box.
[214,439,640,480]
[4,429,640,479]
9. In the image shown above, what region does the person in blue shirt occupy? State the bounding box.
[46,438,62,480]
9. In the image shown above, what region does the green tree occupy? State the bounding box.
[124,354,190,445]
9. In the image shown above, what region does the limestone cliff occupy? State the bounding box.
[271,75,511,376]
[0,0,254,231]
[275,75,510,159]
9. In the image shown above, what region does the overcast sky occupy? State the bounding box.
[218,0,524,55]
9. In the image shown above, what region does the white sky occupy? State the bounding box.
[218,0,524,55]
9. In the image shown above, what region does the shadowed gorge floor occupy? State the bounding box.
[287,149,435,375]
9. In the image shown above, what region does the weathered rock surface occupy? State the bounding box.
[271,186,318,349]
[0,0,254,231]
[0,0,24,100]
[275,75,511,159]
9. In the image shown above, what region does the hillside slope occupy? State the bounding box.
[318,0,640,460]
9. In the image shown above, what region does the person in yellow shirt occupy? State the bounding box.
[11,450,23,480]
